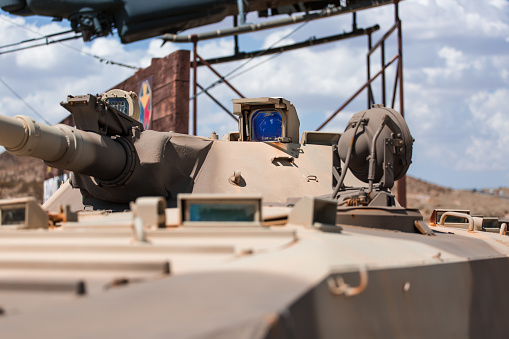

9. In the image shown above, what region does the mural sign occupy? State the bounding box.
[137,76,153,130]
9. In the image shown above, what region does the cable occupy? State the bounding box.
[228,52,284,80]
[194,5,339,99]
[330,112,367,199]
[0,77,51,125]
[60,42,140,69]
[0,35,82,55]
[218,19,310,80]
[0,15,42,35]
[191,10,316,99]
[0,16,140,70]
[0,29,75,49]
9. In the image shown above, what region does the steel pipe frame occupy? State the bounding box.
[395,0,406,207]
[192,36,198,136]
[196,26,379,67]
[190,24,379,135]
[162,2,395,43]
[315,0,406,206]
[188,1,406,205]
[191,36,245,135]
[315,55,399,131]
[196,83,237,122]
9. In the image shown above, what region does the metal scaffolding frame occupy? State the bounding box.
[189,0,407,205]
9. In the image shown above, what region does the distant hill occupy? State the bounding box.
[405,176,509,221]
[0,152,45,202]
[1,151,508,221]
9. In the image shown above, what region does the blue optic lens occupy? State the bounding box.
[251,110,282,141]
[106,97,129,115]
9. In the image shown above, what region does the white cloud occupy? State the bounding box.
[142,39,179,66]
[461,89,509,170]
[261,28,297,49]
[82,37,125,58]
[197,38,234,59]
[438,46,467,71]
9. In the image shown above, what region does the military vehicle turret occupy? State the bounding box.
[0,92,410,212]
[0,91,508,338]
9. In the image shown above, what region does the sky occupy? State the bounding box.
[0,0,508,190]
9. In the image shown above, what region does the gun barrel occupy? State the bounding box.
[0,114,128,181]
[0,114,28,150]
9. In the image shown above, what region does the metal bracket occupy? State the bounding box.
[379,137,395,189]
[414,220,435,236]
[332,144,341,189]
[61,94,143,136]
[501,223,507,236]
[132,217,150,244]
[130,197,167,243]
[237,0,248,25]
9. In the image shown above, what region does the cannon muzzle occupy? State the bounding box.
[0,114,128,182]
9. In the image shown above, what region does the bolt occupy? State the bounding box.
[402,282,410,292]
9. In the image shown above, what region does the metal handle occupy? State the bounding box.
[271,156,294,163]
[439,211,474,232]
[327,266,368,297]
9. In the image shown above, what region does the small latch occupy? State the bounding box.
[277,137,292,143]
